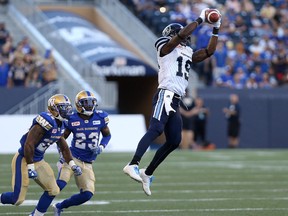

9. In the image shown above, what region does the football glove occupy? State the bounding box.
[92,145,104,155]
[199,8,210,22]
[212,9,222,29]
[71,165,82,176]
[27,164,38,179]
[164,90,176,116]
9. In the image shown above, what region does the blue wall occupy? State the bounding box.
[198,88,288,148]
[0,87,39,113]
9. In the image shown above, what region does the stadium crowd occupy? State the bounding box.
[0,22,57,88]
[122,0,288,89]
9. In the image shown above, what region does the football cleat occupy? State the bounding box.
[140,169,154,196]
[123,164,142,182]
[52,203,63,216]
[75,90,98,116]
[47,94,73,121]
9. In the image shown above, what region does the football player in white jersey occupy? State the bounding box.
[0,94,82,216]
[124,8,221,196]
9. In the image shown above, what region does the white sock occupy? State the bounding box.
[34,209,44,216]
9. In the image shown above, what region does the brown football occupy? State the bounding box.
[205,9,220,24]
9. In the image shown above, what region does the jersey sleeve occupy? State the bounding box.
[155,36,170,54]
[33,112,54,131]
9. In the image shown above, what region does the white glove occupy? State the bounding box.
[212,9,222,28]
[164,90,175,116]
[199,8,210,22]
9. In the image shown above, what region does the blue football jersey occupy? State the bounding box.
[18,112,66,162]
[66,110,109,162]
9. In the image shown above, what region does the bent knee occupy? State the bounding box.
[48,186,60,196]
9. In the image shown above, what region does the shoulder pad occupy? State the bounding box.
[96,110,109,124]
[35,112,54,131]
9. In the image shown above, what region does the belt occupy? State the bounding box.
[160,88,181,99]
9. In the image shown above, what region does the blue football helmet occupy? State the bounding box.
[75,90,97,116]
[47,94,73,121]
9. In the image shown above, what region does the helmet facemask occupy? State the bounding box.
[77,97,97,116]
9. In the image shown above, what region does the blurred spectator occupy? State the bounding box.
[41,49,57,85]
[260,2,276,20]
[7,57,29,87]
[271,46,288,85]
[212,40,228,80]
[0,54,9,86]
[225,0,241,13]
[246,73,258,89]
[241,0,255,14]
[169,3,187,26]
[191,97,209,147]
[0,22,9,49]
[179,91,195,149]
[223,94,241,148]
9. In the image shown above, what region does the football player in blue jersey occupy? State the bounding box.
[123,8,222,195]
[34,90,111,216]
[0,94,82,216]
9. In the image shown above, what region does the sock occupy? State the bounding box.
[0,192,15,205]
[35,191,55,213]
[57,191,93,209]
[57,179,67,190]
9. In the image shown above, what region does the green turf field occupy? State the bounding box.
[1,149,288,216]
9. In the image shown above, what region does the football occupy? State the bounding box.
[205,9,220,24]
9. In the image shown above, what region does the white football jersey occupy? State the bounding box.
[155,36,194,97]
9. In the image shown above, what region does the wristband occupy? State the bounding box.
[27,163,35,170]
[195,17,203,26]
[212,27,219,35]
[100,134,111,147]
[69,160,76,168]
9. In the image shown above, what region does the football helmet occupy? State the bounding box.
[162,23,190,46]
[75,90,97,116]
[47,94,73,121]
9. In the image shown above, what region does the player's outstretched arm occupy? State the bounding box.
[161,8,210,56]
[192,10,222,63]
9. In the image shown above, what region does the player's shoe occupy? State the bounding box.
[123,164,142,182]
[0,194,2,204]
[139,169,154,196]
[52,203,63,216]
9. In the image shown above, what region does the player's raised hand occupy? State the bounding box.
[212,9,222,29]
[27,164,38,179]
[199,8,210,22]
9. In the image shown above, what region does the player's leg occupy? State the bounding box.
[53,160,94,211]
[140,107,182,196]
[145,109,182,176]
[31,160,62,215]
[1,152,29,206]
[123,89,167,181]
